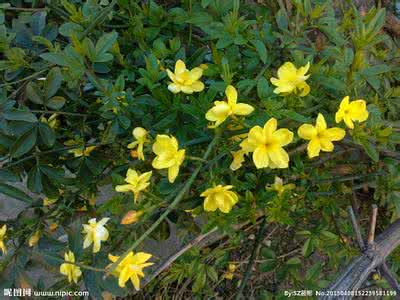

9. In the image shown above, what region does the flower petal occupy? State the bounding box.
[315,113,327,131]
[168,83,181,94]
[188,67,203,82]
[116,184,133,193]
[263,118,277,139]
[298,81,310,96]
[307,139,321,158]
[298,124,317,140]
[253,146,269,169]
[204,195,218,211]
[191,81,204,92]
[268,147,289,168]
[225,85,237,105]
[168,164,180,183]
[324,127,346,141]
[133,252,152,264]
[175,60,186,74]
[320,139,334,152]
[273,128,293,146]
[247,126,265,146]
[277,62,297,78]
[232,103,254,116]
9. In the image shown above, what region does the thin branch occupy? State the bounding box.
[141,227,219,288]
[380,262,400,294]
[367,204,378,246]
[347,206,366,251]
[235,218,267,300]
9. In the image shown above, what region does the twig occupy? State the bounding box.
[380,262,400,294]
[347,206,366,251]
[140,227,219,288]
[81,0,117,37]
[30,110,90,117]
[367,204,378,246]
[32,250,104,272]
[235,218,267,300]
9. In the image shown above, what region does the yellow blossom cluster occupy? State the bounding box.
[53,59,369,291]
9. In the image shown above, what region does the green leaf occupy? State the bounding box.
[206,266,218,282]
[286,257,301,265]
[257,77,271,99]
[0,182,33,203]
[281,109,311,123]
[360,139,379,162]
[10,127,37,157]
[26,82,44,104]
[27,166,42,193]
[302,238,312,257]
[260,260,276,272]
[44,67,63,99]
[84,271,103,300]
[192,269,206,293]
[0,170,19,182]
[252,40,267,63]
[261,247,276,259]
[38,122,55,147]
[95,31,118,57]
[3,109,38,122]
[276,9,288,30]
[40,53,69,67]
[46,96,66,110]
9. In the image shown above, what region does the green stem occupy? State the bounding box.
[2,141,114,170]
[0,68,49,87]
[313,171,384,183]
[235,218,267,300]
[187,156,207,162]
[104,130,222,278]
[31,110,90,117]
[81,0,117,37]
[243,63,270,96]
[3,7,47,11]
[32,250,105,272]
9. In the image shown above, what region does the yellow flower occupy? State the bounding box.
[115,169,152,202]
[43,197,58,206]
[28,230,41,247]
[40,113,59,129]
[224,263,237,280]
[230,149,246,171]
[121,210,144,225]
[201,185,239,213]
[82,218,110,253]
[108,251,153,289]
[60,251,82,284]
[0,225,7,255]
[244,118,293,169]
[166,60,205,94]
[266,177,295,197]
[65,140,96,157]
[152,135,185,183]
[127,127,148,161]
[205,85,254,128]
[270,62,310,96]
[199,63,208,70]
[298,113,346,158]
[335,96,369,129]
[49,223,58,231]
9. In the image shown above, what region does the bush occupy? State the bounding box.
[0,0,399,298]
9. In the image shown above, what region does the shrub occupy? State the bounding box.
[0,0,399,298]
